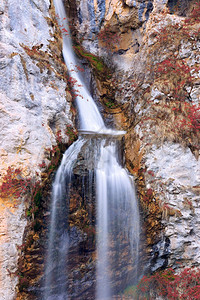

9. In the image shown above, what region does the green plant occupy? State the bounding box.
[105,101,115,108]
[65,125,77,144]
[26,207,32,217]
[74,45,105,72]
[123,284,138,298]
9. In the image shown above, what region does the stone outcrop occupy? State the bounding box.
[145,143,200,267]
[0,0,73,177]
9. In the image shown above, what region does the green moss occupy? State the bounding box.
[123,284,138,298]
[26,207,32,217]
[105,101,115,108]
[48,165,55,171]
[74,45,105,73]
[34,190,42,206]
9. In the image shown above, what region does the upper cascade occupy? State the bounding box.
[54,0,105,132]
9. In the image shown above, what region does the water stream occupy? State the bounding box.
[44,0,140,299]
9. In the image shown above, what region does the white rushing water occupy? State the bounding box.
[53,0,105,131]
[95,140,140,299]
[44,138,85,300]
[44,0,140,299]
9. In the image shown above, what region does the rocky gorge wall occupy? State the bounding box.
[0,0,200,299]
[0,0,74,299]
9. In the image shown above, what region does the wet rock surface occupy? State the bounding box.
[17,138,140,299]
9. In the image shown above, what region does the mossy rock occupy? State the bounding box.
[123,284,138,298]
[74,45,112,78]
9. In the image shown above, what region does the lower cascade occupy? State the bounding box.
[43,0,140,299]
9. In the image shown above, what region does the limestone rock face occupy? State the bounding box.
[0,1,73,299]
[0,0,72,177]
[116,1,199,272]
[70,0,153,58]
[0,202,27,300]
[145,143,200,267]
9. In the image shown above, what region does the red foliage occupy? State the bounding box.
[155,58,192,79]
[151,1,199,105]
[66,75,84,100]
[183,104,200,131]
[147,170,155,177]
[137,267,200,300]
[56,130,62,144]
[154,56,196,102]
[98,25,121,52]
[146,188,153,197]
[184,2,200,25]
[0,167,30,199]
[38,161,46,169]
[0,167,41,201]
[174,103,200,134]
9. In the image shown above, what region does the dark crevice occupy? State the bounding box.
[167,0,194,16]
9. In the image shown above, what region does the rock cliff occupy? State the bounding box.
[0,0,200,299]
[0,0,74,299]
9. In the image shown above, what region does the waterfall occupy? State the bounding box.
[95,140,140,299]
[44,139,85,300]
[43,0,140,299]
[53,0,104,131]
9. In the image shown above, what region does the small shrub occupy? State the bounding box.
[137,267,200,300]
[173,103,200,135]
[0,167,31,199]
[65,125,77,144]
[97,24,121,52]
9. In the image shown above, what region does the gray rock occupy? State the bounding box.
[0,0,73,298]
